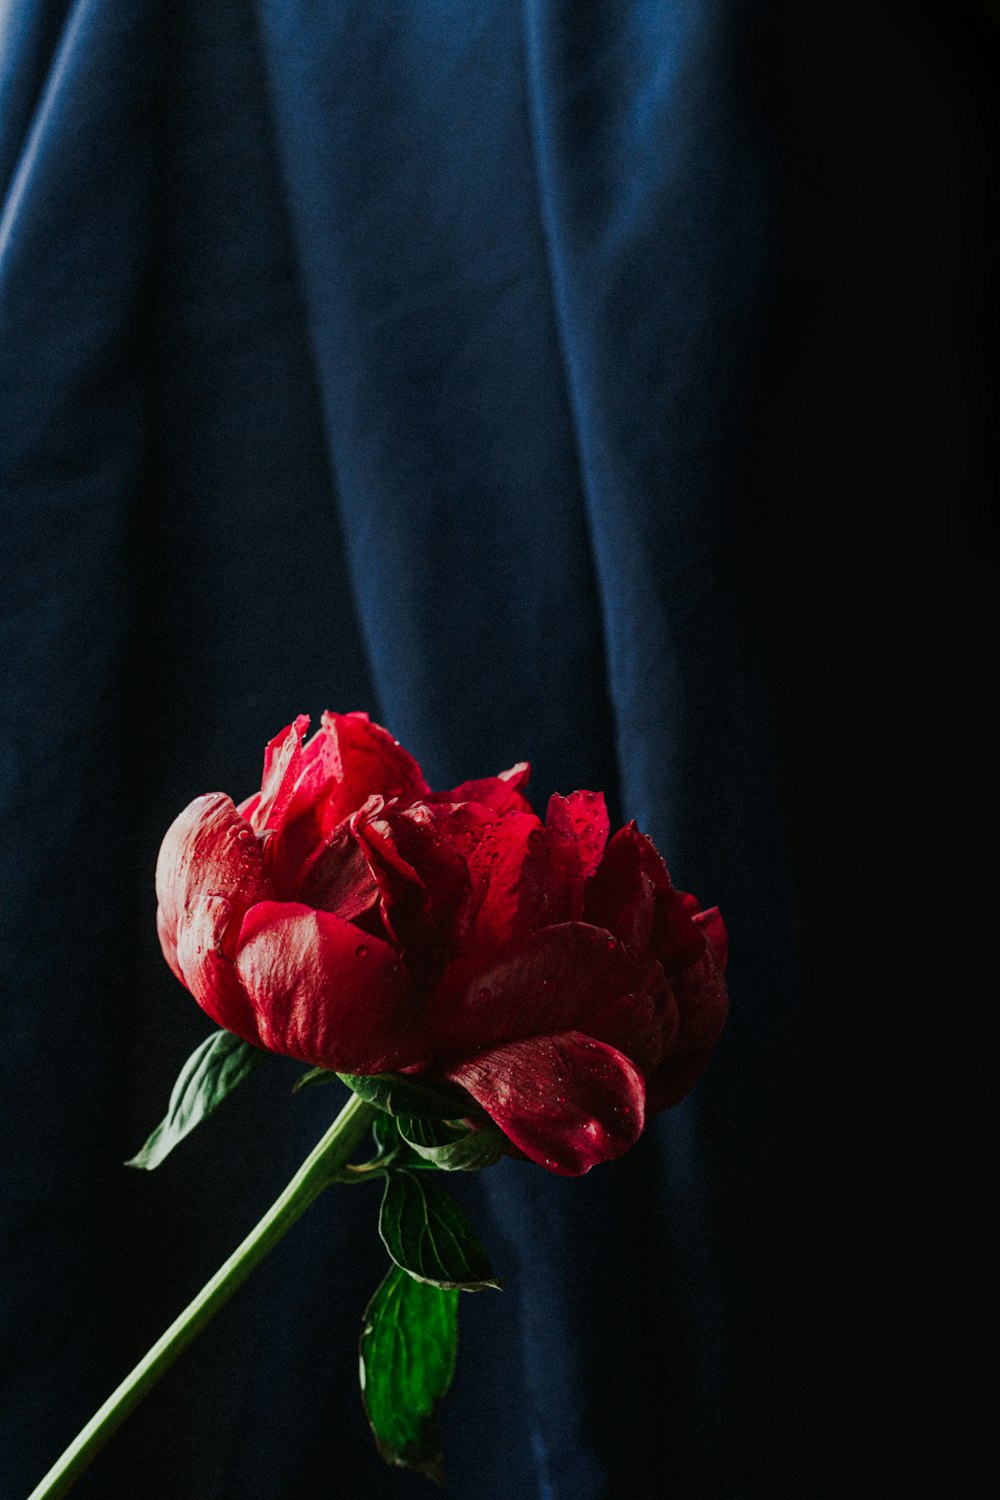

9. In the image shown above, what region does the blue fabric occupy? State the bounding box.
[2,1,993,1497]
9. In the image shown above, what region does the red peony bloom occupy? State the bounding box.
[155,713,728,1175]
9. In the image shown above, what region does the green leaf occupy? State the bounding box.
[362,1116,441,1173]
[379,1170,502,1291]
[338,1070,472,1120]
[359,1265,459,1482]
[292,1066,339,1093]
[125,1030,265,1170]
[397,1115,505,1172]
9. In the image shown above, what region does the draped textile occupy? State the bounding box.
[2,3,995,1497]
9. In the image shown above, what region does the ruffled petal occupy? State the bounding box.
[427,921,647,1056]
[443,1032,645,1175]
[234,901,425,1072]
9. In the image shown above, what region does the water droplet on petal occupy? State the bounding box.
[477,987,491,1002]
[355,944,368,958]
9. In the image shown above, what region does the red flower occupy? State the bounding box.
[155,713,728,1175]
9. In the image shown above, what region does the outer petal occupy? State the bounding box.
[585,823,708,976]
[443,1032,645,1175]
[155,792,270,964]
[427,921,648,1056]
[693,905,728,971]
[651,885,709,978]
[234,901,425,1072]
[646,947,729,1114]
[428,762,533,814]
[174,893,265,1046]
[585,977,677,1079]
[155,792,272,1044]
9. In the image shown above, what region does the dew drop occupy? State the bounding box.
[355,944,368,958]
[541,976,557,989]
[477,987,491,1002]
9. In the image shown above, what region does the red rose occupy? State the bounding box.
[155,713,728,1175]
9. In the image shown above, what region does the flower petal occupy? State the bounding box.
[544,790,610,918]
[252,715,310,835]
[646,947,729,1113]
[265,712,431,892]
[585,977,677,1078]
[317,711,429,823]
[234,901,425,1072]
[174,893,264,1045]
[429,803,544,958]
[155,792,270,965]
[352,802,473,969]
[584,823,708,976]
[583,823,656,950]
[296,817,381,924]
[428,762,533,814]
[427,921,647,1056]
[693,905,728,971]
[443,1032,645,1175]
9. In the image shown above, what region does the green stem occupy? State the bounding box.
[27,1093,377,1500]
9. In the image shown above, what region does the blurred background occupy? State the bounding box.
[1,2,995,1497]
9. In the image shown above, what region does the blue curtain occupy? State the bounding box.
[2,3,994,1497]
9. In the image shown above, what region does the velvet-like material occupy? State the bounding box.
[2,2,994,1497]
